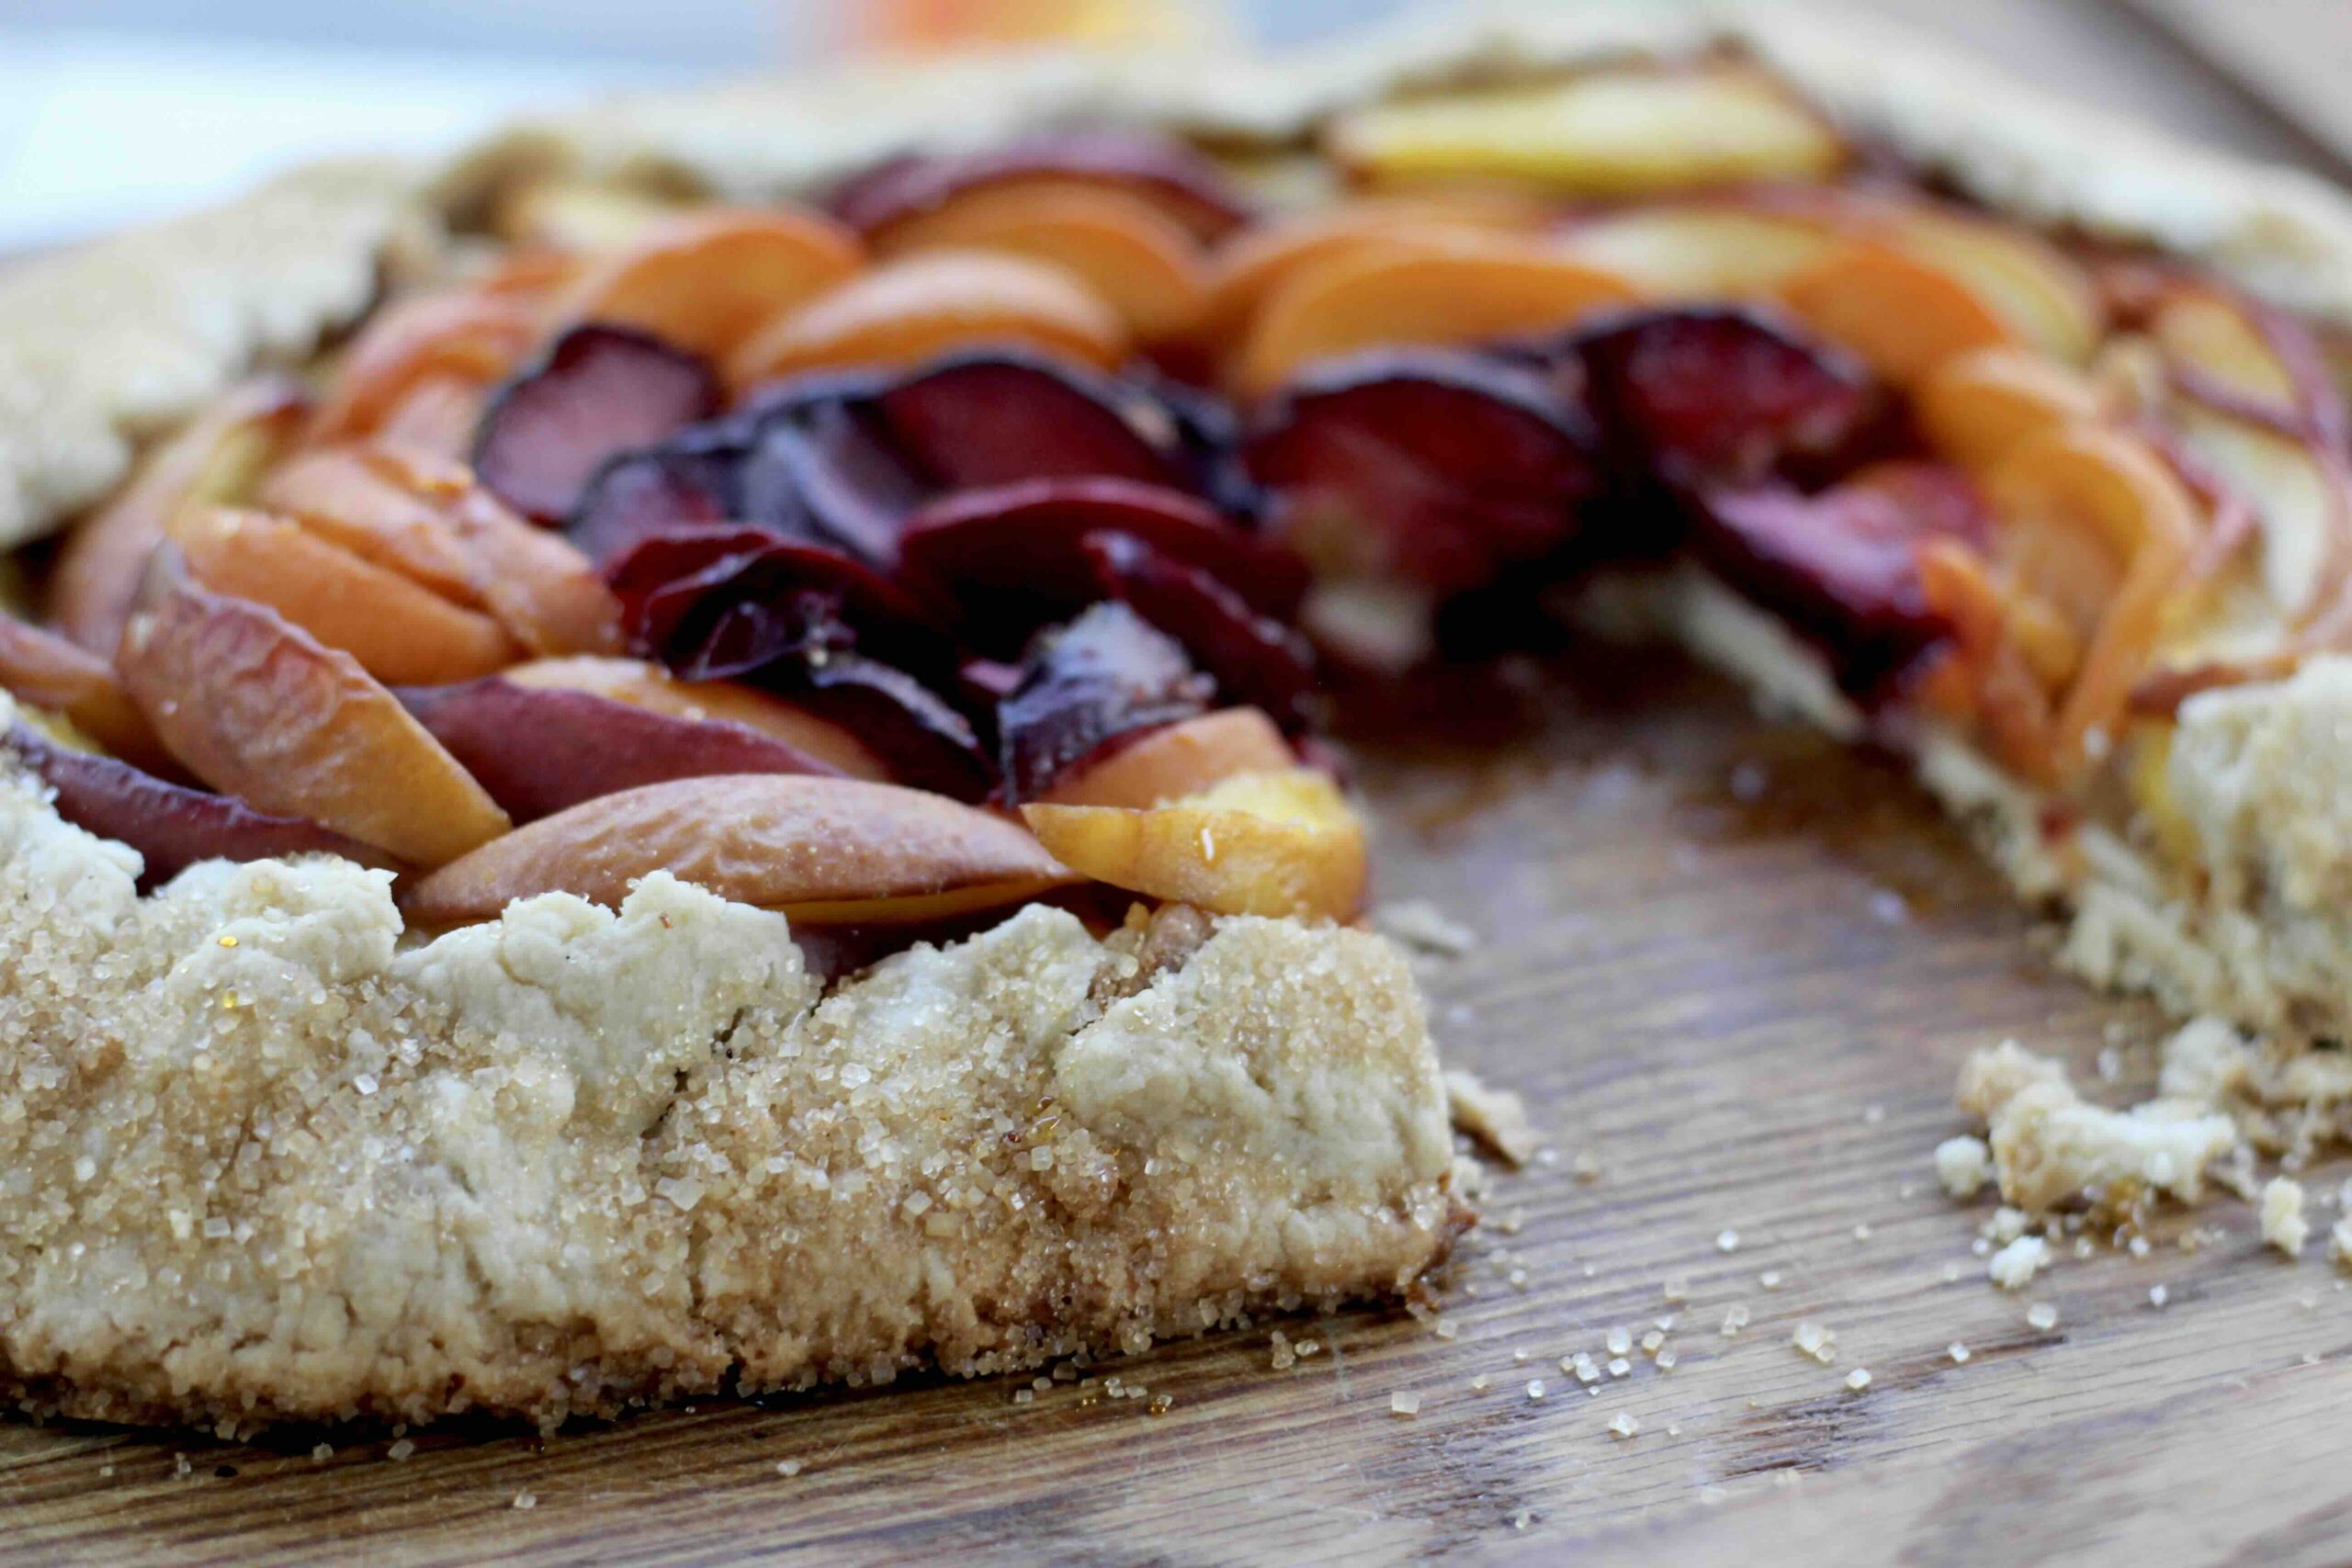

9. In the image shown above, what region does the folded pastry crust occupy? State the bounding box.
[6,0,2352,1433]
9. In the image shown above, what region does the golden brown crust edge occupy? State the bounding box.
[0,735,1458,1435]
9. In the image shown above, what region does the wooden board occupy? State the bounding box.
[7,4,2352,1563]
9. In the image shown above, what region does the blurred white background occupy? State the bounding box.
[0,0,1411,251]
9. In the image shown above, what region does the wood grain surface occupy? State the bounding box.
[6,4,2352,1564]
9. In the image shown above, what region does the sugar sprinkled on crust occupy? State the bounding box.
[0,753,1456,1433]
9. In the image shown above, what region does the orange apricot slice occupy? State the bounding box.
[1917,346,2108,473]
[308,290,541,446]
[1326,65,1844,197]
[1201,197,1549,343]
[1233,232,1638,400]
[1984,426,2199,772]
[500,657,891,780]
[117,575,510,866]
[1021,766,1366,920]
[1780,242,2014,388]
[1884,210,2103,366]
[0,615,176,774]
[49,378,308,657]
[171,507,518,686]
[560,208,863,361]
[1035,707,1295,808]
[725,250,1129,392]
[872,182,1211,344]
[401,773,1075,928]
[1556,204,1840,299]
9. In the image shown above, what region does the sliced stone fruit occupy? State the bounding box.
[171,507,518,686]
[998,602,1212,802]
[897,477,1305,647]
[566,425,752,565]
[0,615,178,775]
[116,572,511,867]
[49,378,308,657]
[871,182,1211,343]
[397,676,842,822]
[1244,351,1600,592]
[725,250,1129,390]
[2165,401,2344,624]
[1084,531,1318,728]
[492,177,689,254]
[1557,204,1840,299]
[1779,243,2013,388]
[1324,64,1844,197]
[831,130,1253,244]
[1882,209,2103,367]
[5,722,395,888]
[876,351,1191,491]
[1571,306,1876,486]
[500,655,891,780]
[1233,232,1638,400]
[1917,345,2107,474]
[470,323,719,525]
[308,290,541,446]
[560,207,863,361]
[401,773,1076,928]
[1035,705,1295,808]
[1021,765,1366,920]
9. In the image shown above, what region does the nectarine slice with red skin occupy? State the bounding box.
[1021,766,1366,921]
[117,575,510,867]
[400,773,1076,929]
[1035,706,1295,808]
[724,250,1129,392]
[308,290,541,446]
[873,183,1212,344]
[1779,242,2012,387]
[0,616,177,776]
[1234,232,1639,400]
[7,722,397,888]
[1917,346,2107,474]
[50,378,309,657]
[560,207,863,362]
[172,507,518,686]
[470,323,718,525]
[500,655,892,780]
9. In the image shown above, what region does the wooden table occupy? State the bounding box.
[6,3,2352,1562]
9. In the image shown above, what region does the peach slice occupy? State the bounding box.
[1325,65,1845,196]
[49,378,308,657]
[1917,346,2108,474]
[117,574,510,866]
[871,182,1211,344]
[258,446,487,606]
[1232,232,1639,400]
[724,250,1128,391]
[0,615,176,775]
[1020,765,1366,920]
[307,290,541,446]
[171,506,518,686]
[371,372,488,460]
[1779,242,2013,388]
[401,773,1075,928]
[1884,210,2102,366]
[1201,197,1550,343]
[2151,286,2301,410]
[2168,401,2346,623]
[1556,205,1840,300]
[500,656,891,780]
[1035,707,1295,808]
[1984,425,2199,771]
[560,208,863,361]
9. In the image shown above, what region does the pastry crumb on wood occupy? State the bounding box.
[0,768,1456,1435]
[2260,1177,2310,1258]
[1952,1037,2236,1213]
[1444,1067,1541,1168]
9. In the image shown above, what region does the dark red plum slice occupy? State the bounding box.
[473,324,718,525]
[395,677,839,823]
[1244,351,1601,595]
[1569,306,1875,487]
[1084,531,1317,730]
[602,524,934,676]
[784,652,994,803]
[877,351,1192,491]
[8,725,395,889]
[740,398,929,567]
[996,602,1212,802]
[831,130,1252,243]
[567,427,752,565]
[897,477,1306,652]
[1692,465,1987,695]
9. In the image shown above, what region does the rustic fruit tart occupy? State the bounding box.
[6,5,2352,1432]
